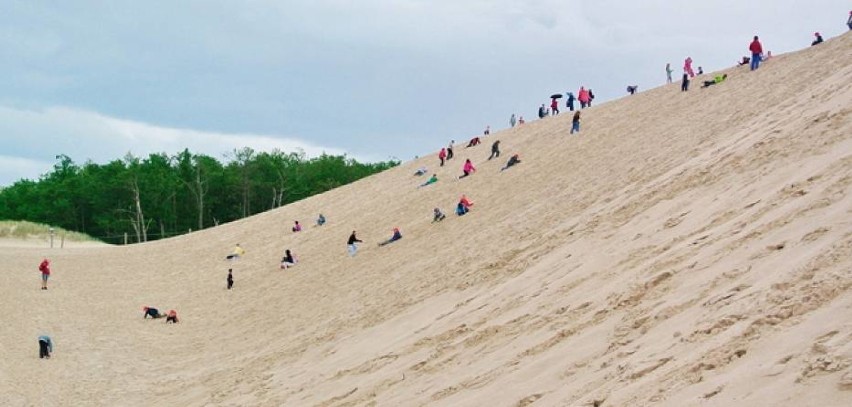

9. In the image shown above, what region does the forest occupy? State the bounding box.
[0,148,398,244]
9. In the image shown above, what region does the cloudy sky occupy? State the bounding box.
[1,0,848,185]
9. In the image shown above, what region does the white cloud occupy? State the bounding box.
[0,105,355,186]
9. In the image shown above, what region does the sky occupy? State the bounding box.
[1,0,849,186]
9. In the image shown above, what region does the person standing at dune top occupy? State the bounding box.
[509,113,516,128]
[550,98,559,115]
[666,63,673,83]
[847,10,851,30]
[749,35,763,71]
[681,72,690,92]
[566,92,575,111]
[684,57,695,78]
[578,87,590,109]
[38,258,50,290]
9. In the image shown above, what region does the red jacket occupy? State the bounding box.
[749,39,763,54]
[39,260,50,275]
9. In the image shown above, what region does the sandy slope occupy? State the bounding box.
[1,34,851,407]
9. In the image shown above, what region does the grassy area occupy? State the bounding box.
[0,221,99,242]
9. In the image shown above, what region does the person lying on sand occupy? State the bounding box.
[378,228,403,246]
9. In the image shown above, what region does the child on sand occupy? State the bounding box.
[226,244,245,260]
[280,250,298,269]
[378,228,402,246]
[418,174,438,188]
[38,258,50,290]
[501,154,521,171]
[347,231,362,257]
[143,306,164,319]
[433,208,446,222]
[456,195,473,216]
[292,221,302,232]
[166,310,179,323]
[38,335,53,359]
[458,159,476,179]
[570,111,581,134]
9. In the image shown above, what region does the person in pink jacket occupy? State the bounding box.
[438,147,447,167]
[577,87,590,109]
[684,57,695,78]
[458,159,476,179]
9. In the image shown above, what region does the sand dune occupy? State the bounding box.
[1,34,851,406]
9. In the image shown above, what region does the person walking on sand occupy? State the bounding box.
[347,231,362,257]
[226,244,245,260]
[749,35,763,71]
[227,269,234,290]
[446,140,455,160]
[578,87,590,109]
[684,57,695,78]
[38,258,50,290]
[488,140,501,160]
[566,92,575,111]
[570,111,581,134]
[510,113,516,128]
[666,63,673,83]
[458,159,476,179]
[550,98,559,115]
[681,72,690,92]
[438,147,447,167]
[38,335,53,359]
[588,89,595,107]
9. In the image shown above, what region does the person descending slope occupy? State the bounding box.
[456,195,474,216]
[378,228,403,246]
[227,269,234,290]
[458,159,476,179]
[347,231,363,257]
[570,111,581,134]
[501,154,521,171]
[226,244,245,260]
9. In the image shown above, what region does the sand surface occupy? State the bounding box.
[1,34,851,407]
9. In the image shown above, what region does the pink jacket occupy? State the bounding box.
[578,87,590,103]
[463,161,476,173]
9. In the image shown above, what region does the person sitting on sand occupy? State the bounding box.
[433,208,446,222]
[316,214,326,226]
[501,154,521,171]
[458,159,476,179]
[702,74,728,88]
[38,335,53,359]
[466,137,481,147]
[143,306,165,319]
[292,221,302,232]
[738,56,750,66]
[378,228,403,246]
[456,195,473,216]
[626,85,638,95]
[226,244,245,260]
[165,310,179,324]
[418,174,438,188]
[414,166,428,176]
[280,249,298,269]
[811,32,823,46]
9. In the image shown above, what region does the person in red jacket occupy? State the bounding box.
[749,35,763,71]
[438,147,447,167]
[38,259,50,290]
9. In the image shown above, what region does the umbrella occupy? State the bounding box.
[550,94,563,99]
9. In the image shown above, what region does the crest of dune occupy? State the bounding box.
[2,33,851,407]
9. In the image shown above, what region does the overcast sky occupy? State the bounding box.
[1,0,848,186]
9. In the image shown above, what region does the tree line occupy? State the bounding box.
[0,148,398,244]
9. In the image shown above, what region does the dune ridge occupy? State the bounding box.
[1,34,851,406]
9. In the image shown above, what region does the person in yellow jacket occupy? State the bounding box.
[225,244,245,260]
